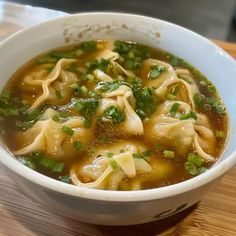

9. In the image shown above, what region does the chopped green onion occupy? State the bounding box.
[58,110,70,118]
[50,51,75,59]
[31,152,44,161]
[194,93,205,109]
[125,60,134,69]
[169,103,180,116]
[70,83,80,95]
[110,160,118,170]
[74,101,83,111]
[73,141,82,150]
[187,153,204,167]
[52,162,65,173]
[87,74,95,81]
[132,153,144,159]
[55,90,62,99]
[200,80,208,86]
[80,85,88,96]
[83,119,91,128]
[97,81,120,92]
[103,106,125,124]
[172,86,179,95]
[142,150,153,157]
[148,65,165,80]
[79,41,97,52]
[1,90,11,100]
[37,56,57,64]
[212,101,225,114]
[156,143,163,150]
[215,130,225,138]
[59,175,71,184]
[73,98,99,118]
[52,114,60,123]
[180,111,197,120]
[86,59,109,72]
[23,108,41,121]
[61,126,74,136]
[165,93,176,100]
[107,152,113,158]
[66,63,79,73]
[39,155,65,173]
[80,73,88,81]
[15,120,34,130]
[163,150,175,158]
[128,51,135,58]
[74,49,84,57]
[46,66,54,72]
[198,167,208,174]
[185,161,198,176]
[40,157,56,170]
[88,91,98,98]
[0,107,19,117]
[170,56,179,66]
[136,109,146,120]
[207,84,217,94]
[135,87,156,117]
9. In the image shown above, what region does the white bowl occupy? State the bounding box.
[0,13,236,226]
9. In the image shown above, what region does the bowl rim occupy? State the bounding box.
[0,12,236,202]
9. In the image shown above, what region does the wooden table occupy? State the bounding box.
[0,39,235,235]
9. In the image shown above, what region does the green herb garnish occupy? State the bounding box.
[148,65,165,80]
[194,93,205,109]
[78,41,97,52]
[187,153,204,167]
[83,119,91,128]
[132,153,144,159]
[185,161,198,176]
[135,87,156,119]
[114,41,150,70]
[52,115,60,123]
[86,59,109,72]
[169,103,180,116]
[103,106,125,124]
[107,152,113,158]
[59,175,71,184]
[180,111,197,120]
[111,160,118,170]
[172,86,179,95]
[96,81,121,92]
[198,167,208,174]
[55,90,62,99]
[142,150,153,157]
[73,98,99,118]
[61,126,74,136]
[215,130,225,138]
[73,141,82,150]
[163,150,175,158]
[52,162,65,173]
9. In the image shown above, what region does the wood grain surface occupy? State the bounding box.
[0,40,235,236]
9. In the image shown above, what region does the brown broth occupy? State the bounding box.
[0,40,228,190]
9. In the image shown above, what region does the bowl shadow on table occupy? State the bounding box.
[2,192,198,236]
[95,204,197,236]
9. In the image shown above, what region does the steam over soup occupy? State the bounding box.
[0,40,228,190]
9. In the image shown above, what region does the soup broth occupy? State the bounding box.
[0,40,228,190]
